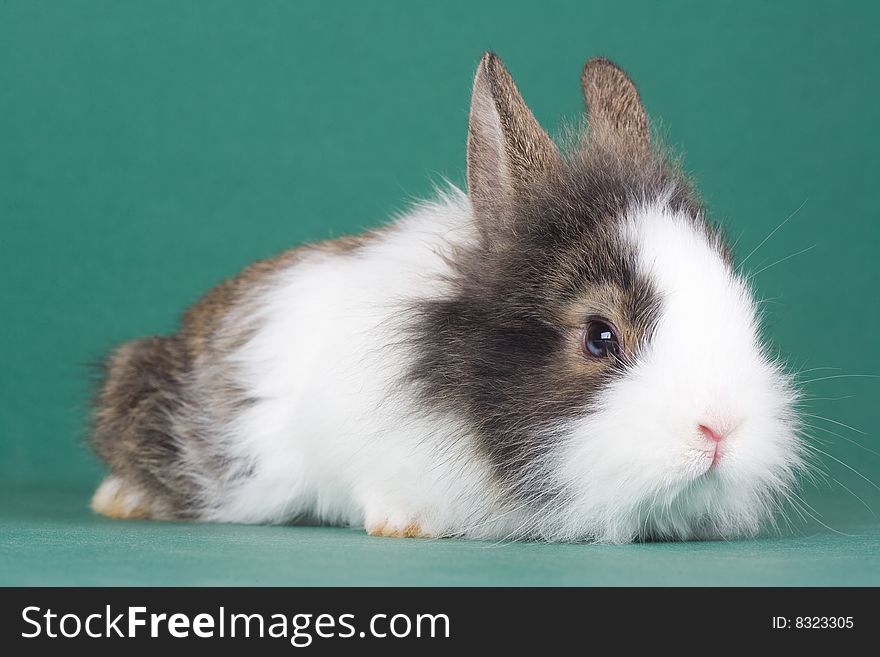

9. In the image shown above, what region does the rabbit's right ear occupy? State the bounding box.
[467,53,561,233]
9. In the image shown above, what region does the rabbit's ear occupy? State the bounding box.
[581,58,649,156]
[467,53,561,229]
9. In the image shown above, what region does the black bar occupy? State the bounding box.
[1,587,875,652]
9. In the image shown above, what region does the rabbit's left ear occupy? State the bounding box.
[467,53,561,231]
[581,58,649,156]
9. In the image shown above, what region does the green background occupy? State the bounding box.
[1,1,878,585]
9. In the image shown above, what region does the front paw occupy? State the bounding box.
[366,519,431,539]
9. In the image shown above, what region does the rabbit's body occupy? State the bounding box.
[93,194,520,538]
[91,54,803,542]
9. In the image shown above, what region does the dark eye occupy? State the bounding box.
[582,319,621,359]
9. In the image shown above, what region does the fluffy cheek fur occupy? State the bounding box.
[548,206,804,543]
[553,359,801,543]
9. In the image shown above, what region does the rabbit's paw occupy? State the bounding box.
[91,475,151,520]
[365,515,431,539]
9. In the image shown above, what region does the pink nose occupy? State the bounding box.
[698,423,724,443]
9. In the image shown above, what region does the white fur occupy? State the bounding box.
[196,191,801,542]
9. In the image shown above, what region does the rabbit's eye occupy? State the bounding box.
[583,319,621,359]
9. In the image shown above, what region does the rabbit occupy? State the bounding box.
[90,53,803,543]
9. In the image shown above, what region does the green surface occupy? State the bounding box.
[1,1,879,585]
[3,487,879,586]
